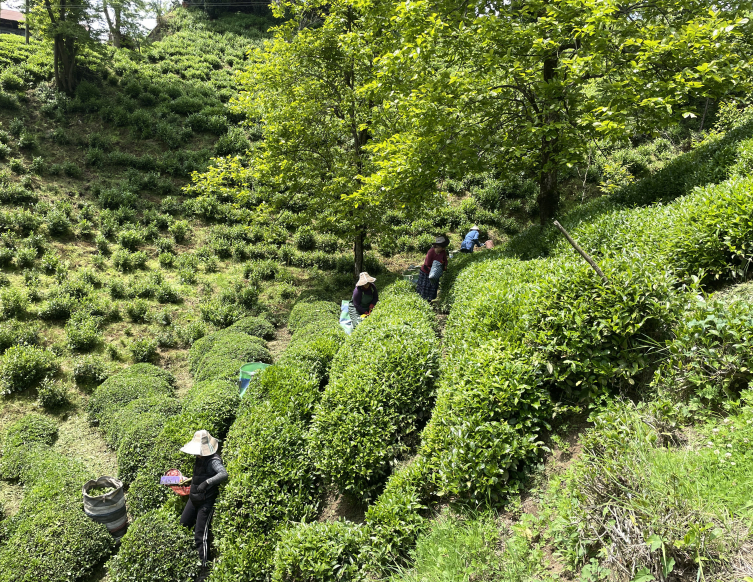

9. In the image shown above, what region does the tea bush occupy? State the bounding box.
[107,509,200,582]
[272,521,367,582]
[229,315,275,340]
[212,400,322,577]
[72,355,109,386]
[308,284,439,501]
[0,286,28,319]
[36,377,70,409]
[0,320,40,352]
[0,413,57,479]
[129,337,159,363]
[0,345,57,395]
[116,413,171,485]
[104,394,182,449]
[87,365,175,427]
[287,300,339,332]
[65,311,101,351]
[181,379,240,440]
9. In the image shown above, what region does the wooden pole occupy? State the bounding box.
[553,220,609,284]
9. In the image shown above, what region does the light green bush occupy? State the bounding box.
[107,509,199,582]
[230,315,275,340]
[308,284,439,502]
[0,413,58,479]
[0,345,57,395]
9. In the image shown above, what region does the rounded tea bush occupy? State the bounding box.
[87,367,174,427]
[104,394,182,448]
[0,345,58,395]
[107,509,200,582]
[116,413,170,485]
[182,379,240,440]
[0,413,58,479]
[287,300,339,333]
[230,315,275,340]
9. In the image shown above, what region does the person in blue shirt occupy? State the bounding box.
[460,225,483,253]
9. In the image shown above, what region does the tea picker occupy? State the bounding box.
[161,430,227,581]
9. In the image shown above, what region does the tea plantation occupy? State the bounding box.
[0,3,752,582]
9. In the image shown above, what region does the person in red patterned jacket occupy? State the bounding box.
[416,235,449,301]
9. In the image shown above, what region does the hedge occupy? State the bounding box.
[211,401,322,580]
[287,300,338,332]
[308,282,439,502]
[0,417,113,582]
[272,521,367,582]
[230,315,275,340]
[87,368,175,427]
[103,394,182,449]
[116,413,171,485]
[189,330,271,382]
[0,413,58,479]
[107,509,200,582]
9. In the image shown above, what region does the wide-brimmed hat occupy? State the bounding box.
[356,272,376,287]
[470,225,479,231]
[433,236,449,246]
[180,430,219,456]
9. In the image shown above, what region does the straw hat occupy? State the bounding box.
[470,225,479,231]
[433,235,449,246]
[356,272,376,287]
[180,430,219,456]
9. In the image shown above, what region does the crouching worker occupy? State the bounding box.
[460,225,483,253]
[348,271,378,329]
[179,430,227,579]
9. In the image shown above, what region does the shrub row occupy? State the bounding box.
[211,299,345,580]
[308,281,439,503]
[0,414,114,581]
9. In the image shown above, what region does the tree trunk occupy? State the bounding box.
[353,229,365,282]
[538,53,560,225]
[24,0,29,44]
[53,34,77,94]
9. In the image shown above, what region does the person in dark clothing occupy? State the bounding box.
[349,271,378,328]
[460,225,483,253]
[417,236,449,301]
[179,430,227,578]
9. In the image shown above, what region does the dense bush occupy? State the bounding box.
[0,413,58,479]
[308,284,439,501]
[0,320,40,352]
[36,377,70,409]
[190,329,271,383]
[107,509,200,582]
[0,345,57,395]
[65,311,101,351]
[116,412,171,485]
[181,379,240,440]
[287,300,339,332]
[104,394,182,449]
[211,400,322,578]
[87,365,175,427]
[230,315,275,340]
[272,521,367,582]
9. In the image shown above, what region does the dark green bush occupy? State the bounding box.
[273,521,367,582]
[125,298,149,322]
[308,285,439,501]
[287,300,339,333]
[0,413,57,479]
[116,413,171,485]
[294,226,316,251]
[199,299,246,328]
[182,379,240,440]
[213,400,322,559]
[191,331,271,380]
[0,287,28,319]
[0,500,114,582]
[230,315,275,340]
[128,337,159,363]
[106,509,200,582]
[87,366,174,426]
[36,378,70,410]
[258,364,320,423]
[72,355,110,386]
[0,345,57,395]
[104,394,182,449]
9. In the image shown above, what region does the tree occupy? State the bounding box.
[36,0,97,93]
[235,0,437,278]
[360,0,752,224]
[101,0,145,48]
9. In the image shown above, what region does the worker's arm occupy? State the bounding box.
[199,458,228,490]
[352,287,367,315]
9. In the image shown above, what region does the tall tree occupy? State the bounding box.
[236,0,437,278]
[36,0,96,93]
[361,0,752,224]
[101,0,144,48]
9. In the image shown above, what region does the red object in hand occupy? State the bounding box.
[163,469,191,497]
[368,304,375,312]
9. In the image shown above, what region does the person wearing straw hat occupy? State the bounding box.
[460,225,484,253]
[349,271,379,329]
[179,430,227,577]
[417,235,449,302]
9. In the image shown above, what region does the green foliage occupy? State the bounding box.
[65,311,101,351]
[193,331,272,383]
[129,337,159,363]
[287,300,339,332]
[36,377,70,410]
[0,413,58,479]
[104,395,182,449]
[87,365,175,427]
[107,509,200,582]
[293,226,316,251]
[230,315,275,340]
[0,320,40,353]
[116,413,171,485]
[0,287,28,319]
[273,521,367,582]
[309,284,439,501]
[72,355,110,386]
[0,345,57,395]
